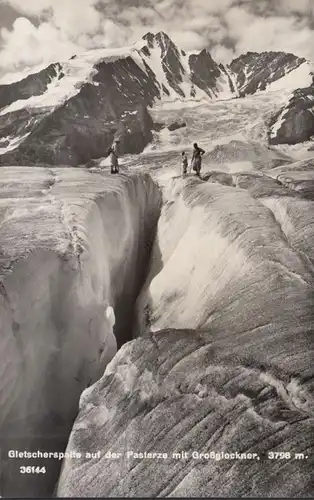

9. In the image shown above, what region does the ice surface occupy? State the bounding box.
[58,326,314,497]
[0,169,161,496]
[58,169,314,497]
[136,175,314,335]
[58,76,314,497]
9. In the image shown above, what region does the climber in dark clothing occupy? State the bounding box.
[191,143,205,177]
[181,151,188,175]
[108,139,120,174]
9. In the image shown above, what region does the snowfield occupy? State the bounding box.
[265,61,313,93]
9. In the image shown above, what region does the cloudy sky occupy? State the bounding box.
[0,0,314,76]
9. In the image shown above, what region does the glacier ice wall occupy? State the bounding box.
[137,176,314,348]
[0,168,161,497]
[58,172,314,497]
[57,329,314,498]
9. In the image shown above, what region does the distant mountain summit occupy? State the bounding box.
[139,31,233,100]
[228,51,307,96]
[0,31,313,166]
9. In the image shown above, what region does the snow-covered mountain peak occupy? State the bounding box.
[229,50,308,96]
[142,31,172,48]
[0,30,314,166]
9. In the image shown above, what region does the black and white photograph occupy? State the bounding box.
[0,0,314,497]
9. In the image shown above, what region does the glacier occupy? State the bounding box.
[0,169,161,496]
[57,86,314,497]
[0,35,314,498]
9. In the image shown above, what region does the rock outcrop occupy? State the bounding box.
[0,55,160,166]
[167,121,187,131]
[229,51,307,97]
[189,49,233,98]
[269,87,314,145]
[0,63,64,110]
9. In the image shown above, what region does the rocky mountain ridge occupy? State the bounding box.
[0,31,313,166]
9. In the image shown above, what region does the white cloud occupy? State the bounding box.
[51,1,100,39]
[0,17,81,70]
[171,30,207,51]
[225,9,314,60]
[0,0,129,71]
[1,0,314,74]
[211,45,235,63]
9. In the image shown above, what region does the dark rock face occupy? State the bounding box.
[0,56,160,166]
[229,51,306,97]
[269,87,314,145]
[140,32,187,98]
[154,32,186,98]
[189,49,226,97]
[168,121,186,131]
[0,63,64,110]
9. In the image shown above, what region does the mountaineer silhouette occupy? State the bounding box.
[191,143,205,177]
[108,139,121,174]
[181,151,188,176]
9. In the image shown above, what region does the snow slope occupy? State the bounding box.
[266,61,313,93]
[228,51,308,97]
[0,169,161,497]
[0,45,147,117]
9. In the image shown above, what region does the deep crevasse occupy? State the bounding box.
[0,168,162,497]
[57,172,314,498]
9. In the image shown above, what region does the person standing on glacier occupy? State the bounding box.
[181,151,188,176]
[109,139,121,174]
[191,142,205,177]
